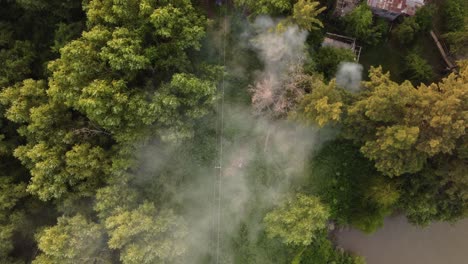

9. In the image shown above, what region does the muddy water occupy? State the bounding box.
[336,215,468,264]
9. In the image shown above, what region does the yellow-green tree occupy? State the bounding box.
[275,0,326,32]
[104,202,187,264]
[291,0,326,31]
[33,215,110,264]
[47,0,217,143]
[293,79,344,127]
[346,65,466,176]
[233,0,292,15]
[264,194,329,246]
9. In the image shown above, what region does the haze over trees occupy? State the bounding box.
[0,0,466,264]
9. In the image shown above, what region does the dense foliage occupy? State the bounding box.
[297,64,467,225]
[393,5,434,46]
[0,0,218,263]
[0,0,466,263]
[264,194,329,246]
[307,140,399,233]
[342,4,388,45]
[315,47,355,80]
[403,52,434,85]
[298,231,365,264]
[441,0,468,57]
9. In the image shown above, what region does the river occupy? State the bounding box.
[336,215,468,264]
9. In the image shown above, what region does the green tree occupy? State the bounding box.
[104,202,187,264]
[443,23,468,56]
[373,17,390,41]
[443,0,467,31]
[0,0,222,262]
[13,141,110,201]
[291,0,326,31]
[399,158,467,225]
[0,0,84,87]
[264,194,329,246]
[48,0,216,143]
[51,22,85,53]
[299,231,366,264]
[403,52,434,85]
[0,79,48,123]
[293,79,344,127]
[233,0,292,15]
[34,214,110,264]
[0,41,35,87]
[0,0,218,205]
[344,4,378,44]
[439,0,466,64]
[308,140,398,233]
[315,46,355,80]
[299,64,466,178]
[344,65,466,176]
[153,73,218,141]
[414,5,434,31]
[94,183,140,220]
[393,17,420,44]
[361,125,424,176]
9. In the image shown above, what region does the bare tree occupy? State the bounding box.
[250,64,315,118]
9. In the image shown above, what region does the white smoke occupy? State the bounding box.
[133,16,329,264]
[135,106,321,263]
[335,62,363,92]
[250,16,308,76]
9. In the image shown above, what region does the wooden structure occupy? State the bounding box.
[430,30,457,72]
[322,33,363,62]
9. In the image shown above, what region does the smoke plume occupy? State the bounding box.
[134,16,329,263]
[335,62,363,92]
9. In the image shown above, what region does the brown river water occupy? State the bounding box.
[336,215,468,264]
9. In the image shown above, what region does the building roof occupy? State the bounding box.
[367,0,424,16]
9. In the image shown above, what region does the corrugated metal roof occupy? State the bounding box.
[367,0,424,16]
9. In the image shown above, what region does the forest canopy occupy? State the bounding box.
[0,0,466,264]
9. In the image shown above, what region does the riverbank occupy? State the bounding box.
[336,215,468,264]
